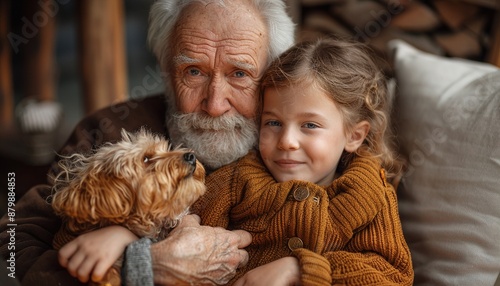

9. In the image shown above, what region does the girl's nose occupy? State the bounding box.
[278,128,299,150]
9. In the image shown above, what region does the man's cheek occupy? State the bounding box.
[176,87,204,113]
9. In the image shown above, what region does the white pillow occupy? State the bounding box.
[389,39,500,285]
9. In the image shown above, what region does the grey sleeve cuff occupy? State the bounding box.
[123,237,154,286]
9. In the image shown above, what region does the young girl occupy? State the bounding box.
[192,37,413,285]
[57,38,413,285]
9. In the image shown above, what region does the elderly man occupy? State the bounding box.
[0,0,295,285]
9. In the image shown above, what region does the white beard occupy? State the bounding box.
[164,89,258,170]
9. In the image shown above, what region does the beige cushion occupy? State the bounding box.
[389,39,500,285]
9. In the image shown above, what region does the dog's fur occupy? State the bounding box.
[50,128,206,285]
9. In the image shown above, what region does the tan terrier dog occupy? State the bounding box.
[50,128,206,286]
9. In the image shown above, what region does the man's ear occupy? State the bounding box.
[345,121,370,152]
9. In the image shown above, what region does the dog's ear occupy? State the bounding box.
[52,170,135,232]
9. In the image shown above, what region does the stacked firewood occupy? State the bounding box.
[291,0,500,73]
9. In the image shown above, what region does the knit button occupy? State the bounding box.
[288,237,304,250]
[292,186,309,201]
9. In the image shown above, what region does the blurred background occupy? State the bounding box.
[0,0,499,206]
[0,0,162,205]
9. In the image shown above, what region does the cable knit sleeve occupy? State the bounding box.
[292,248,332,286]
[322,157,414,285]
[328,157,388,245]
[322,184,413,285]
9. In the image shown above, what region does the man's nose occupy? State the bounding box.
[203,75,231,117]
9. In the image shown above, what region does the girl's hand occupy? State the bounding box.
[58,225,138,283]
[233,256,301,286]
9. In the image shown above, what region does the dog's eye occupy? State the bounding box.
[143,156,150,163]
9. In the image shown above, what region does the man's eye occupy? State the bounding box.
[234,71,246,78]
[188,68,201,76]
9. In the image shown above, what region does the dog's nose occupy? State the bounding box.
[183,152,196,166]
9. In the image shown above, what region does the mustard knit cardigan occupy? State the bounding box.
[193,151,413,285]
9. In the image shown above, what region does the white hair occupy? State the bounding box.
[147,0,295,73]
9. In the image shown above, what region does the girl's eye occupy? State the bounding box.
[265,120,281,127]
[304,123,318,129]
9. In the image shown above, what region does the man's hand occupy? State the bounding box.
[151,214,251,285]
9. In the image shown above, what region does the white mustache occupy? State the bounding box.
[169,112,258,170]
[173,112,250,131]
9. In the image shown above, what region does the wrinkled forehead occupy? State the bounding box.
[171,1,268,60]
[177,1,265,29]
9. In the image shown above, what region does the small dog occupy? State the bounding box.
[50,128,206,286]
